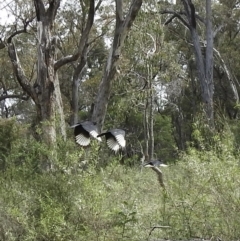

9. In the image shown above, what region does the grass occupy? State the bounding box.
[1,124,240,240]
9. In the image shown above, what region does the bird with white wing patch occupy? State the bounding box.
[71,121,102,147]
[97,128,126,153]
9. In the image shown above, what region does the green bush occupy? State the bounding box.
[1,121,240,240]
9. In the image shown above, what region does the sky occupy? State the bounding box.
[0,0,176,25]
[0,0,15,24]
[0,0,69,25]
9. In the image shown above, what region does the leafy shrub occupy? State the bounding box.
[1,122,240,240]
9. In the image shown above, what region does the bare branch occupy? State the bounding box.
[96,0,103,11]
[148,225,171,238]
[161,9,205,27]
[214,48,239,102]
[7,41,38,104]
[0,94,29,101]
[54,0,95,70]
[88,30,109,46]
[161,10,190,28]
[168,15,189,28]
[146,33,157,57]
[54,53,80,70]
[6,16,35,43]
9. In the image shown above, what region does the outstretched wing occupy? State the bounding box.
[106,136,121,152]
[73,124,91,146]
[109,129,126,148]
[144,159,168,167]
[82,121,102,141]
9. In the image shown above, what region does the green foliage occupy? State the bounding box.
[0,118,21,170]
[154,114,177,162]
[1,121,240,240]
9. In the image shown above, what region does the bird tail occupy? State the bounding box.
[143,163,154,168]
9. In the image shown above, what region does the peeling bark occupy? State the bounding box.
[36,19,57,146]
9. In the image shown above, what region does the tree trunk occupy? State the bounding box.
[6,0,95,148]
[149,84,154,160]
[205,0,214,128]
[71,46,88,125]
[36,21,57,146]
[70,0,95,125]
[144,94,150,162]
[92,0,142,130]
[54,73,66,140]
[181,0,214,128]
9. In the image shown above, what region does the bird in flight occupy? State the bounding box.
[144,159,168,168]
[71,121,101,146]
[142,157,167,189]
[97,128,126,152]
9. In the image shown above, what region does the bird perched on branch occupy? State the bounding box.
[71,121,101,146]
[97,128,126,152]
[144,159,168,168]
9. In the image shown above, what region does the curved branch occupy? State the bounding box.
[7,16,35,43]
[161,10,190,28]
[146,33,157,58]
[54,53,80,70]
[161,9,205,27]
[54,0,95,70]
[7,41,39,104]
[0,94,29,101]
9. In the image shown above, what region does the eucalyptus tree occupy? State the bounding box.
[2,0,95,147]
[212,0,240,120]
[91,0,143,131]
[105,0,182,158]
[161,0,215,128]
[57,0,102,125]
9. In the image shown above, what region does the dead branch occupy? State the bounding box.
[148,225,171,238]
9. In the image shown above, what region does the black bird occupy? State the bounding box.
[71,121,101,146]
[144,159,168,168]
[97,129,126,152]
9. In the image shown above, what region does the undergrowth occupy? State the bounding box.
[0,120,240,240]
